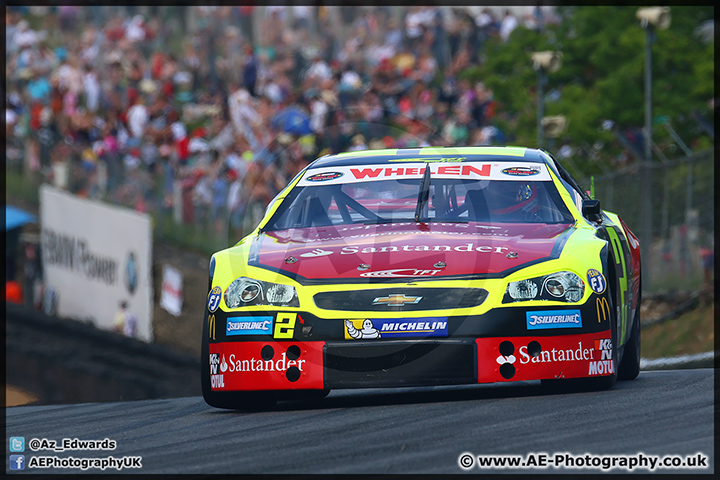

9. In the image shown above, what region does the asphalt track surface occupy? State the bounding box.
[6,369,713,474]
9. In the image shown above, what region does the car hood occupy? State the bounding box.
[250,222,574,281]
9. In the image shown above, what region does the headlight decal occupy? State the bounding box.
[224,277,299,308]
[504,271,585,303]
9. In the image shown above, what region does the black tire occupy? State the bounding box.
[618,292,641,381]
[201,309,278,410]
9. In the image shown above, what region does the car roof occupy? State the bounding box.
[307,146,549,169]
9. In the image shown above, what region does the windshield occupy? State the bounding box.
[263,162,574,231]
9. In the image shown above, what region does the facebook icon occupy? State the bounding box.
[9,454,25,470]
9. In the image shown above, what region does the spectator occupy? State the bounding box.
[125,15,146,43]
[303,50,333,86]
[698,236,714,286]
[243,45,258,96]
[127,96,149,140]
[5,5,556,240]
[113,300,137,337]
[499,9,519,42]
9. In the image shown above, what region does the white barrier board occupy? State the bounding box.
[40,185,153,341]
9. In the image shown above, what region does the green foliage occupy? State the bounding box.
[641,297,714,359]
[460,6,714,176]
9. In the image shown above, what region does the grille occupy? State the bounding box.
[313,288,488,311]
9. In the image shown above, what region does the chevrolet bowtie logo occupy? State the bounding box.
[372,294,423,306]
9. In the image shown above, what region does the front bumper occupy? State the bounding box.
[208,331,614,392]
[206,295,614,392]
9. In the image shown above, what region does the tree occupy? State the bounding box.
[460,6,714,177]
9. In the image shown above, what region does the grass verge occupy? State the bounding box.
[640,294,714,359]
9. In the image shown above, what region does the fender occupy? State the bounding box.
[600,211,634,346]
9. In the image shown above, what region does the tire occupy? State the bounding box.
[201,309,278,410]
[618,291,641,381]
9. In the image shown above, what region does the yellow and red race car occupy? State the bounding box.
[201,146,642,409]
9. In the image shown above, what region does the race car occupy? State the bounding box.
[201,146,641,409]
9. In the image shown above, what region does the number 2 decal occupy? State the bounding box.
[274,313,297,339]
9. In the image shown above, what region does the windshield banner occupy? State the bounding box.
[299,162,551,186]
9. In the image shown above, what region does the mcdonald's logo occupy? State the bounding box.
[596,297,610,323]
[208,314,215,340]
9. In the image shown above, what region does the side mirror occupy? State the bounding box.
[582,199,601,218]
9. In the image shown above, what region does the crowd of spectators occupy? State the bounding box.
[6,5,558,239]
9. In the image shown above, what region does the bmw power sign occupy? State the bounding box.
[39,185,153,341]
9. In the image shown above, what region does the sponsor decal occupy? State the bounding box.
[209,353,220,375]
[306,172,344,182]
[360,268,442,278]
[345,319,381,339]
[344,317,448,339]
[594,338,613,359]
[296,162,551,186]
[476,332,613,383]
[227,316,273,336]
[211,374,225,388]
[587,269,606,294]
[207,286,222,313]
[209,342,324,390]
[518,341,595,365]
[208,314,216,340]
[350,164,490,179]
[274,313,297,339]
[372,293,423,306]
[588,338,614,375]
[596,297,610,323]
[209,354,229,388]
[496,354,516,365]
[42,228,119,285]
[502,166,540,176]
[526,310,582,329]
[220,355,228,372]
[606,227,630,343]
[226,352,305,373]
[340,244,509,255]
[300,248,333,258]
